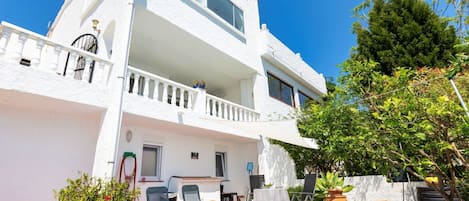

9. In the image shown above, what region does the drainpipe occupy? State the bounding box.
[111,0,135,176]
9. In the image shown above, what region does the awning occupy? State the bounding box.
[210,119,318,149]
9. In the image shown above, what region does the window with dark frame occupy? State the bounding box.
[267,73,294,106]
[215,152,227,178]
[141,144,162,180]
[207,0,244,33]
[298,91,314,108]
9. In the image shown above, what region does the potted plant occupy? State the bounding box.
[315,172,353,201]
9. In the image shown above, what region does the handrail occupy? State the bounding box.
[206,94,258,114]
[128,66,196,93]
[1,21,112,65]
[0,21,113,85]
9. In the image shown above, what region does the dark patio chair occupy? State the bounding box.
[249,175,265,193]
[289,174,317,201]
[246,175,265,201]
[146,186,169,201]
[182,185,201,201]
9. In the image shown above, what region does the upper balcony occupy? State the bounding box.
[258,25,328,95]
[0,21,113,108]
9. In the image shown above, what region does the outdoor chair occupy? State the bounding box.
[246,175,265,201]
[146,186,170,201]
[182,185,201,201]
[289,174,317,201]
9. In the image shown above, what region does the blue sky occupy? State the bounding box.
[0,0,363,79]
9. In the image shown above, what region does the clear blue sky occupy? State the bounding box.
[0,0,363,79]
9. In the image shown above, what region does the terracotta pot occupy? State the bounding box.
[325,189,347,201]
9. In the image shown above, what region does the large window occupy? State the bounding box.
[268,73,294,107]
[299,91,314,108]
[215,152,227,178]
[141,144,162,180]
[206,0,244,33]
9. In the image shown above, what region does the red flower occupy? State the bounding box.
[105,195,112,201]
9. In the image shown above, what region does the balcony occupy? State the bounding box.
[126,66,260,121]
[258,26,327,95]
[0,22,113,86]
[0,22,113,109]
[0,21,259,123]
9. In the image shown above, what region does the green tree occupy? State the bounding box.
[353,0,458,75]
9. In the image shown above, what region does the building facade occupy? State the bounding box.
[0,0,326,200]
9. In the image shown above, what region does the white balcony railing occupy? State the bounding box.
[0,21,113,85]
[206,94,260,121]
[127,66,198,110]
[127,66,260,121]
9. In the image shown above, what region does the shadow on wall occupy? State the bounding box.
[260,138,302,188]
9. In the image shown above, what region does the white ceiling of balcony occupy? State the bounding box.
[129,8,255,93]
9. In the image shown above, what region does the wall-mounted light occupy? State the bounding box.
[92,19,100,32]
[126,130,133,143]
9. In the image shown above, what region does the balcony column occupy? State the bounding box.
[193,88,206,116]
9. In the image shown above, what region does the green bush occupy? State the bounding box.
[54,173,140,201]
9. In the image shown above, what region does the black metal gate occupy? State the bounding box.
[63,33,98,83]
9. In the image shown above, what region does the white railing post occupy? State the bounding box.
[66,51,77,78]
[96,62,105,85]
[11,33,27,63]
[31,39,45,68]
[162,83,168,102]
[132,73,140,95]
[223,103,228,119]
[179,89,186,108]
[153,80,160,101]
[125,70,132,94]
[0,27,12,56]
[187,91,193,109]
[228,105,233,120]
[50,46,62,73]
[143,76,150,98]
[82,57,92,82]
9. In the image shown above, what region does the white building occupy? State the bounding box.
[0,0,327,200]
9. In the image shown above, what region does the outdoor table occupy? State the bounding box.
[253,188,289,201]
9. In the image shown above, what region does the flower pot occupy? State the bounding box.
[325,189,347,201]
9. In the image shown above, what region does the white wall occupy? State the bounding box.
[344,175,426,201]
[143,0,262,71]
[117,124,258,200]
[0,104,100,201]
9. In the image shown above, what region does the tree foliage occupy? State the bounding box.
[353,0,458,75]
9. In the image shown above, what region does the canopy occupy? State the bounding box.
[211,119,318,149]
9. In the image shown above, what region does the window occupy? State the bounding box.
[215,152,227,178]
[299,91,314,108]
[141,144,162,180]
[267,73,294,106]
[205,0,244,33]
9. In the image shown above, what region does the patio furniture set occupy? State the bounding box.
[146,174,317,201]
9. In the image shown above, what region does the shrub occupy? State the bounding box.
[54,173,140,201]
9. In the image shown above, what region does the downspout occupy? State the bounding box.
[111,0,136,176]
